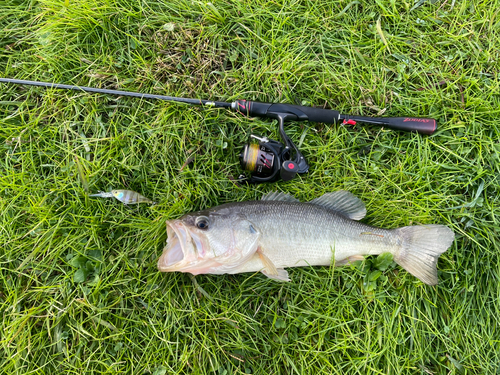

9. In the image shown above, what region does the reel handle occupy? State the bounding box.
[280,161,299,181]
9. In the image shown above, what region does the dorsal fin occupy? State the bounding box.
[309,190,366,220]
[261,191,300,202]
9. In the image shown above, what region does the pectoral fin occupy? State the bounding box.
[256,248,291,282]
[257,247,278,276]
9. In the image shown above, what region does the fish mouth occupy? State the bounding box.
[158,220,206,271]
[159,221,187,269]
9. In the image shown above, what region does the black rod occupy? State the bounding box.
[0,78,232,108]
[0,77,437,134]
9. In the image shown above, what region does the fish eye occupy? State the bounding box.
[195,216,210,230]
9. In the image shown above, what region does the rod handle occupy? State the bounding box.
[346,115,437,135]
[383,117,437,134]
[231,100,340,124]
[232,100,437,134]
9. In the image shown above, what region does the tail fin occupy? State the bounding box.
[395,225,454,285]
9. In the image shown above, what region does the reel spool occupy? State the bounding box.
[240,143,275,179]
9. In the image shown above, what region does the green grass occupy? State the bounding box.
[1,0,500,373]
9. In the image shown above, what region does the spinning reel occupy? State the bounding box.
[238,113,309,184]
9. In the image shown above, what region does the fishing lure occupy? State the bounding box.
[89,190,155,204]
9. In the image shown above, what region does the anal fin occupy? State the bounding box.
[335,255,364,267]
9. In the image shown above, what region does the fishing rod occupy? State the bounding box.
[0,77,437,184]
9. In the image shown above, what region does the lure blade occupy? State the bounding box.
[89,191,115,198]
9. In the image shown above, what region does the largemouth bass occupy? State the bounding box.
[158,191,454,285]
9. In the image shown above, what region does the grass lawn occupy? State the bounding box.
[1,0,499,373]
